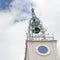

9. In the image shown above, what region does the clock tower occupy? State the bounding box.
[24,8,59,60]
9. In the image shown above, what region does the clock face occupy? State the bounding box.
[36,45,51,56]
[38,46,48,53]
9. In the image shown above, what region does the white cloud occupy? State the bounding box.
[0,0,31,60]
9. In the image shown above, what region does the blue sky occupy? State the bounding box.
[0,0,60,60]
[0,0,13,10]
[0,0,31,22]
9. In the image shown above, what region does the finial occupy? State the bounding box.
[31,8,36,18]
[32,8,34,13]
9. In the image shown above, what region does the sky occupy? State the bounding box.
[0,0,60,60]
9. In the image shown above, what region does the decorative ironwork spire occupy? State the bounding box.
[26,8,54,40]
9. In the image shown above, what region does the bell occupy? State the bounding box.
[32,27,40,34]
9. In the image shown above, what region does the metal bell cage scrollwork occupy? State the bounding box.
[26,8,54,40]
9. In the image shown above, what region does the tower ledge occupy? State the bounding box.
[26,40,57,42]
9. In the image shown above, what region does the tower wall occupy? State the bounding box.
[24,40,59,60]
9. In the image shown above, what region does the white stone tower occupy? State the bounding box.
[24,8,59,60]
